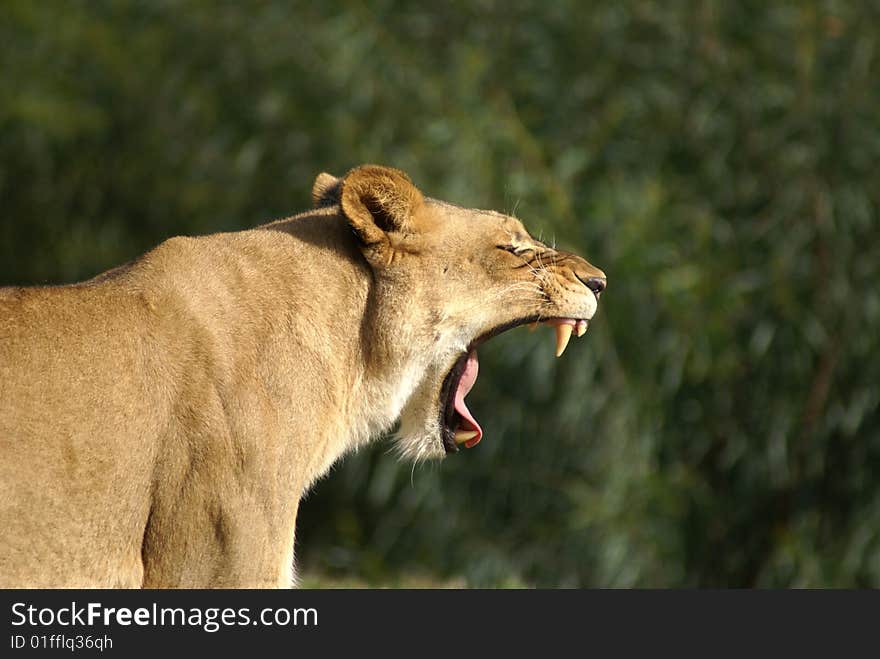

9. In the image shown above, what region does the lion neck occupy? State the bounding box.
[262,212,435,484]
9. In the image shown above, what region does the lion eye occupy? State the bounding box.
[497,244,535,259]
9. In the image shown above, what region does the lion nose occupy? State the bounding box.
[577,274,606,296]
[586,277,606,295]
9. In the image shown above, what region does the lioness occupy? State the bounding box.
[0,165,605,588]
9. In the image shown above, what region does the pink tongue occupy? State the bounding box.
[454,350,483,448]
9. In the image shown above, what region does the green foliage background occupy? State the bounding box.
[2,1,879,586]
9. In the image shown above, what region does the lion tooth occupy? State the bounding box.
[454,430,479,444]
[528,322,539,332]
[555,323,573,357]
[576,320,587,337]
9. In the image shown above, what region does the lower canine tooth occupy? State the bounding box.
[454,430,479,444]
[555,324,573,357]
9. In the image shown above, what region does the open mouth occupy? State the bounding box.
[439,316,591,453]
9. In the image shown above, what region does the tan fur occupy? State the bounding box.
[0,165,605,588]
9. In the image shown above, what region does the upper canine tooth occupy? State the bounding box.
[555,324,573,357]
[576,320,587,337]
[454,430,479,444]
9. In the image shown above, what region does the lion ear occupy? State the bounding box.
[339,165,424,258]
[312,172,342,207]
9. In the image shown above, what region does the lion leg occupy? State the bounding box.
[140,491,299,588]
